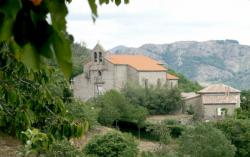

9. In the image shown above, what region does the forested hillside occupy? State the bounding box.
[71,42,91,77]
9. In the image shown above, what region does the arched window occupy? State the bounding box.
[94,52,97,62]
[99,52,103,62]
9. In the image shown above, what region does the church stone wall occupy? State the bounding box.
[138,71,166,87]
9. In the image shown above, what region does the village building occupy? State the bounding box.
[72,43,179,100]
[182,84,241,120]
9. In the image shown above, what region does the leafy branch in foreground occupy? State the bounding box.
[0,43,88,140]
[0,0,129,79]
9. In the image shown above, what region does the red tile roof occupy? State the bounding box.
[166,73,179,80]
[106,55,167,71]
[198,84,240,93]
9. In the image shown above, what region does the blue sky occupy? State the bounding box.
[67,0,250,49]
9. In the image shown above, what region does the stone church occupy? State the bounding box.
[72,43,179,100]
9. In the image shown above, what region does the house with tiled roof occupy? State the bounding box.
[182,84,241,120]
[72,43,178,100]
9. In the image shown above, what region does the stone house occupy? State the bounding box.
[72,43,178,100]
[182,84,241,120]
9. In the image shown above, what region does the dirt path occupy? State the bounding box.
[138,140,160,152]
[0,132,21,157]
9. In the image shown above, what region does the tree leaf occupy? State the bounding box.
[124,0,129,4]
[51,31,72,79]
[20,43,40,70]
[115,0,121,6]
[0,0,21,42]
[88,0,98,22]
[45,0,68,32]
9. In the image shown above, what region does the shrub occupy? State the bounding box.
[146,124,171,144]
[65,100,98,129]
[18,129,51,156]
[44,139,84,157]
[179,124,236,157]
[84,131,138,157]
[141,149,178,157]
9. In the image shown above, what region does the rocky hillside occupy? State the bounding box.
[111,40,250,90]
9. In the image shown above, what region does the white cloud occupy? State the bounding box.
[67,0,250,49]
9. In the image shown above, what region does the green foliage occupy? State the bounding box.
[71,42,91,77]
[215,119,250,157]
[235,108,250,119]
[0,0,129,78]
[141,149,178,157]
[145,120,185,141]
[84,131,138,157]
[65,100,98,129]
[0,44,88,140]
[122,84,184,115]
[146,124,171,144]
[88,0,129,21]
[186,105,195,115]
[44,139,84,157]
[167,69,202,92]
[95,90,148,126]
[18,128,51,156]
[240,90,250,111]
[178,124,236,157]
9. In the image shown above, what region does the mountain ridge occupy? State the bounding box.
[110,39,250,90]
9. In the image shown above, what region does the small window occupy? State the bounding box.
[99,52,103,62]
[98,70,102,76]
[94,52,97,62]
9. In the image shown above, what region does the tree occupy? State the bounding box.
[0,43,89,140]
[215,119,250,157]
[178,124,236,157]
[95,90,148,126]
[167,69,202,92]
[84,131,138,157]
[240,90,250,111]
[0,0,129,78]
[122,84,184,114]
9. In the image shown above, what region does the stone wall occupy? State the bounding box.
[138,71,166,87]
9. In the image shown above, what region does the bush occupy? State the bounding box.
[179,124,236,157]
[84,131,138,157]
[44,139,83,157]
[146,124,171,144]
[95,90,148,126]
[215,119,250,157]
[122,84,184,115]
[141,149,178,157]
[18,129,51,156]
[65,100,98,129]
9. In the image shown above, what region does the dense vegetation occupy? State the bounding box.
[85,131,138,157]
[167,69,202,92]
[179,124,236,157]
[122,84,184,114]
[94,90,148,126]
